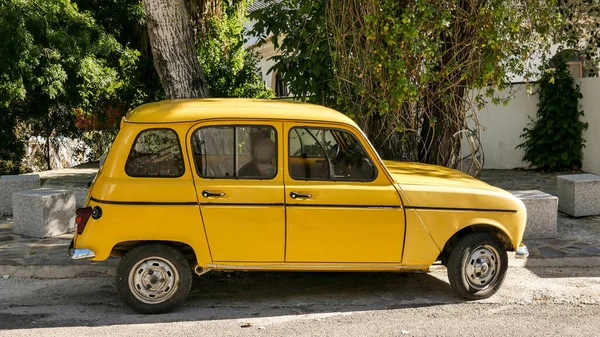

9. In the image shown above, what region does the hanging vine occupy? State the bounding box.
[251,0,593,176]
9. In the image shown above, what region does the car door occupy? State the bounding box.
[187,121,285,262]
[284,123,405,263]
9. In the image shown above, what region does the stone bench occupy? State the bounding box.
[557,174,600,217]
[0,174,40,215]
[12,188,76,238]
[511,190,558,239]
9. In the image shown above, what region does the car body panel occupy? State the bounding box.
[282,122,407,263]
[124,99,358,126]
[401,209,442,266]
[71,99,526,273]
[187,120,286,262]
[73,202,211,263]
[387,161,526,251]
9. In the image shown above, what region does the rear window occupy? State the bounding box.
[125,128,185,177]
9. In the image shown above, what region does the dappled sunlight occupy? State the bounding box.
[384,161,476,183]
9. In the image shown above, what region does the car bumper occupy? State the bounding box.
[515,243,529,259]
[68,239,95,260]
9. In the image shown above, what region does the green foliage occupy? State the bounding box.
[249,0,579,168]
[251,0,331,105]
[518,58,588,171]
[0,0,166,172]
[75,0,165,108]
[0,111,26,174]
[0,0,124,171]
[198,1,274,98]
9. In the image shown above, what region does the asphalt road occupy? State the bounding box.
[1,266,599,337]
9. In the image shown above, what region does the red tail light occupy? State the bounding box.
[75,207,92,234]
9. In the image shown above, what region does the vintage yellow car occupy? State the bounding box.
[69,99,527,314]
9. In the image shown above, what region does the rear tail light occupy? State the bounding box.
[75,207,92,234]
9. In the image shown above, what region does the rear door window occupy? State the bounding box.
[191,125,277,179]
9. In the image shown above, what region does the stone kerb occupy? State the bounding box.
[0,174,40,215]
[511,190,558,239]
[557,174,600,217]
[12,188,76,238]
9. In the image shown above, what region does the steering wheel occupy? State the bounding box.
[327,143,340,160]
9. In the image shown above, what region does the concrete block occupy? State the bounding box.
[12,188,76,238]
[73,188,89,208]
[0,175,40,215]
[557,174,600,217]
[511,190,558,239]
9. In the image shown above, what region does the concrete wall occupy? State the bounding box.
[254,40,279,91]
[579,78,600,175]
[475,78,600,174]
[473,85,537,169]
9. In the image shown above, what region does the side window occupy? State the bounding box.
[125,129,184,177]
[191,125,277,179]
[288,127,377,181]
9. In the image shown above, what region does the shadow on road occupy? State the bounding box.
[524,266,600,278]
[523,239,600,278]
[0,271,463,330]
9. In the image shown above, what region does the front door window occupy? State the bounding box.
[288,127,376,181]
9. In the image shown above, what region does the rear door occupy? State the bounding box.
[187,121,285,262]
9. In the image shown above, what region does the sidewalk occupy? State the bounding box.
[0,217,115,278]
[1,168,599,278]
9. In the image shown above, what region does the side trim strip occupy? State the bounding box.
[90,197,403,209]
[207,263,429,270]
[405,205,517,213]
[200,203,284,207]
[287,204,402,209]
[90,197,197,206]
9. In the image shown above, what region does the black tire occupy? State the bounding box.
[447,232,508,300]
[116,243,192,314]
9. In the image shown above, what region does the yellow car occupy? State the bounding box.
[69,99,527,314]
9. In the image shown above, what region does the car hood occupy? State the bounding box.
[383,160,499,191]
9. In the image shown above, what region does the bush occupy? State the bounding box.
[0,111,25,175]
[518,59,588,171]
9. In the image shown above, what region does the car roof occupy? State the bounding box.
[124,98,358,126]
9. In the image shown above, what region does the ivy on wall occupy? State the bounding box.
[518,58,588,171]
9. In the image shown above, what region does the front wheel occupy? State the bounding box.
[447,232,508,300]
[116,243,193,314]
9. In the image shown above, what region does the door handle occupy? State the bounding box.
[202,190,226,198]
[290,192,312,199]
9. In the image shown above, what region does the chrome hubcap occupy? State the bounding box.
[128,257,179,304]
[465,245,500,290]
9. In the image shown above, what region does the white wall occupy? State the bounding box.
[474,78,600,174]
[579,78,600,175]
[471,85,536,169]
[244,17,279,91]
[253,40,279,91]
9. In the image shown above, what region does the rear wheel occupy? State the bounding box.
[447,232,508,300]
[116,243,192,314]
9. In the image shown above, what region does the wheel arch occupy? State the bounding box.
[438,223,514,263]
[111,240,198,264]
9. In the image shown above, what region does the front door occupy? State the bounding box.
[188,121,285,262]
[284,123,405,263]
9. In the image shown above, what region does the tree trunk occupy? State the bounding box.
[142,0,209,99]
[45,112,52,171]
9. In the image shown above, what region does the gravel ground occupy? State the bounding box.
[0,267,599,336]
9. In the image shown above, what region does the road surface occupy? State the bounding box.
[1,266,599,336]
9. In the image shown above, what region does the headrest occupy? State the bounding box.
[253,138,276,164]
